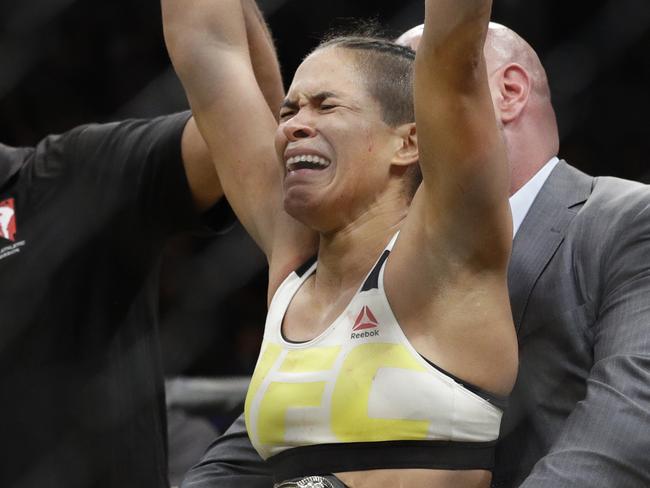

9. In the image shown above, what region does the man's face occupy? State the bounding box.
[275,47,401,233]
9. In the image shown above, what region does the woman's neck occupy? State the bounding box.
[313,206,406,297]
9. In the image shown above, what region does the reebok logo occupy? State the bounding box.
[353,306,378,331]
[0,198,17,242]
[351,306,379,339]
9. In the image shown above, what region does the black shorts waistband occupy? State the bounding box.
[268,440,497,481]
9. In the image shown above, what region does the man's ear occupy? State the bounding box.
[391,122,418,166]
[494,63,530,124]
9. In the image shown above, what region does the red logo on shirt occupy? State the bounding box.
[0,198,17,242]
[353,306,379,331]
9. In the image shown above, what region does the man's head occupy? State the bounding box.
[484,23,559,193]
[397,22,560,194]
[395,24,423,51]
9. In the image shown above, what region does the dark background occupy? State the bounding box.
[1,0,649,379]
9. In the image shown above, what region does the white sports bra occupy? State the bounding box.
[244,234,506,481]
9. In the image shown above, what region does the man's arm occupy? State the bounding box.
[180,117,223,212]
[181,415,272,488]
[521,194,650,487]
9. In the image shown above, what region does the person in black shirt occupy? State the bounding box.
[0,0,293,484]
[0,113,227,487]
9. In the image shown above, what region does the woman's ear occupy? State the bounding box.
[392,122,419,166]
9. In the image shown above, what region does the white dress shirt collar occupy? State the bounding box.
[509,157,560,237]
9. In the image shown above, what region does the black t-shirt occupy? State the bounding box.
[0,113,221,488]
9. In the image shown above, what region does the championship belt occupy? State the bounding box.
[274,475,347,488]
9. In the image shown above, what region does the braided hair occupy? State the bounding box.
[315,36,415,127]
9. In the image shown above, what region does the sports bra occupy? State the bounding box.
[244,234,506,481]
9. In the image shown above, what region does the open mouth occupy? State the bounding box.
[285,155,331,172]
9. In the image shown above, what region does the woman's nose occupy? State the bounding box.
[282,114,317,141]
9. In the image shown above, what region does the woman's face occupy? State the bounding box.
[275,47,402,233]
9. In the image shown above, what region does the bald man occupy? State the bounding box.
[181,21,650,488]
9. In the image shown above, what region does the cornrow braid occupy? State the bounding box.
[312,34,415,128]
[319,36,416,61]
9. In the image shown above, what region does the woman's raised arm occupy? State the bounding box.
[162,0,317,295]
[413,0,511,269]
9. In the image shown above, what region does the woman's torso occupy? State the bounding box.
[245,235,509,487]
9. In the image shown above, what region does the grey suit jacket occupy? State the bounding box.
[181,161,650,488]
[494,161,650,487]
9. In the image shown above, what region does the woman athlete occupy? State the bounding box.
[163,0,517,486]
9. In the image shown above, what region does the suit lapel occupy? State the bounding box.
[508,161,593,333]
